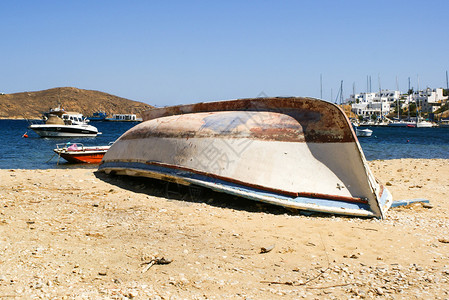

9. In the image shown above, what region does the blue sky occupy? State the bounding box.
[1,0,448,106]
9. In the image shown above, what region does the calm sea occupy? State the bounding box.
[1,119,449,169]
[0,120,137,169]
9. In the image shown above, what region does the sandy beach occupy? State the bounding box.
[0,159,448,299]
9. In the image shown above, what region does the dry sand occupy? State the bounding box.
[0,159,448,299]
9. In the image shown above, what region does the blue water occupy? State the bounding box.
[1,120,449,169]
[0,120,138,169]
[359,126,449,160]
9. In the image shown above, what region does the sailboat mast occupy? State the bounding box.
[408,77,411,121]
[396,76,400,120]
[340,80,343,105]
[417,75,420,120]
[378,75,382,120]
[370,76,372,93]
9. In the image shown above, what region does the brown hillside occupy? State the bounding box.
[436,110,449,119]
[339,104,356,119]
[0,87,153,119]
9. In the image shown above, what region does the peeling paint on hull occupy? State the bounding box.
[99,97,393,218]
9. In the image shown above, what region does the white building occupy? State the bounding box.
[348,90,400,118]
[378,90,401,103]
[413,88,447,113]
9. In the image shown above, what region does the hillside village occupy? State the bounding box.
[346,87,449,123]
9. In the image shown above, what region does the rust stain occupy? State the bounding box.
[125,98,355,143]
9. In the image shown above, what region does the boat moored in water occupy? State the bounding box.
[415,120,434,128]
[406,120,434,128]
[355,127,373,137]
[99,97,394,218]
[54,142,111,164]
[88,111,107,121]
[106,114,142,122]
[29,106,100,137]
[388,120,416,127]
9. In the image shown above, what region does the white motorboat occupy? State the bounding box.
[415,120,434,128]
[29,106,100,137]
[388,120,416,127]
[356,128,373,137]
[388,117,433,128]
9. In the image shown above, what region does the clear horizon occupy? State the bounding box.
[1,1,448,106]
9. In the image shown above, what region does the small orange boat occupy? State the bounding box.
[54,142,111,164]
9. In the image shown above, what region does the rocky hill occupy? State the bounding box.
[0,87,153,119]
[339,104,357,119]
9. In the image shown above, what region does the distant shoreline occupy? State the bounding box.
[0,117,42,121]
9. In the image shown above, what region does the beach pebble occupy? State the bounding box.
[128,290,138,298]
[375,287,384,295]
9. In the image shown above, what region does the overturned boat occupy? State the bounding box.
[98,97,393,218]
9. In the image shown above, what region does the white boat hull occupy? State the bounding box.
[356,128,373,137]
[388,122,415,127]
[416,121,433,128]
[29,124,99,137]
[99,97,393,218]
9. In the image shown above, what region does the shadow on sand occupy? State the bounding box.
[93,170,340,218]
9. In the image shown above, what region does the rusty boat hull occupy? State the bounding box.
[98,97,393,218]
